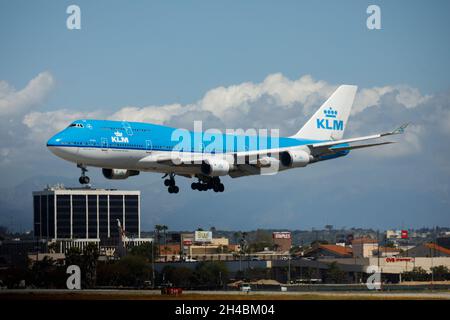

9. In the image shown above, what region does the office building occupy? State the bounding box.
[33,185,140,242]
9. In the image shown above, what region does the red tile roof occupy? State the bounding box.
[425,243,450,256]
[319,244,353,257]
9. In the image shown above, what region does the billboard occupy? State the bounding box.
[401,230,408,239]
[194,231,212,243]
[273,232,291,239]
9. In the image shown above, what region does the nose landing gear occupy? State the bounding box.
[77,164,90,184]
[162,173,179,194]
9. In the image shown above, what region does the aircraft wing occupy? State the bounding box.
[138,124,408,177]
[307,123,408,157]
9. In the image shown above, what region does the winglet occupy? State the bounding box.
[391,123,409,135]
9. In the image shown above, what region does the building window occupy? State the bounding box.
[109,195,123,238]
[72,195,87,238]
[99,195,108,238]
[56,195,71,238]
[125,195,139,237]
[88,195,97,239]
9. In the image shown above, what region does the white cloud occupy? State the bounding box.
[395,86,431,108]
[13,71,442,162]
[0,72,54,116]
[23,109,103,142]
[353,85,430,114]
[108,104,188,124]
[199,73,334,118]
[363,124,423,158]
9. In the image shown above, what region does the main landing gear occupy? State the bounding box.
[162,173,179,194]
[191,177,225,193]
[77,164,90,184]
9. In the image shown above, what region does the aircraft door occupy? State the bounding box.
[145,140,153,153]
[101,137,108,151]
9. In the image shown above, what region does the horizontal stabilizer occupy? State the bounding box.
[330,141,394,152]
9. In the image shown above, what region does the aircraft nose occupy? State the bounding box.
[47,133,63,147]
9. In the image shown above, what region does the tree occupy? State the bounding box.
[97,255,151,287]
[65,247,83,267]
[233,232,242,244]
[325,262,347,284]
[161,266,193,288]
[192,261,228,289]
[83,243,99,288]
[154,225,164,258]
[402,267,429,282]
[129,242,154,261]
[431,265,450,281]
[161,225,168,247]
[48,242,58,253]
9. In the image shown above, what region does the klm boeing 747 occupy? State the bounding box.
[47,85,408,193]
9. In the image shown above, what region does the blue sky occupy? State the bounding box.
[0,0,449,231]
[2,0,450,106]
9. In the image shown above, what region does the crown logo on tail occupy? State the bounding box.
[324,107,338,118]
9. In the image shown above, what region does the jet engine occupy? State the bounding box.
[102,168,140,180]
[200,158,230,176]
[279,150,311,168]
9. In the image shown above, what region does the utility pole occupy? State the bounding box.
[287,256,291,284]
[151,240,156,289]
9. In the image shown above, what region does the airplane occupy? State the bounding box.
[47,85,408,194]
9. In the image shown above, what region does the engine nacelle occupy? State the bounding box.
[200,158,230,176]
[279,150,311,168]
[102,168,140,180]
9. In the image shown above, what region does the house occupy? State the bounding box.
[400,243,450,257]
[303,244,353,258]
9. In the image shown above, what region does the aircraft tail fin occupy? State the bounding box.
[291,85,358,141]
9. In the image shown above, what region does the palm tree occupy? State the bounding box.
[161,225,168,247]
[233,232,241,244]
[154,225,163,258]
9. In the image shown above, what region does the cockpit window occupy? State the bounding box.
[68,123,84,128]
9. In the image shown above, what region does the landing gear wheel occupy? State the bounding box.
[164,173,179,193]
[168,185,179,194]
[79,176,90,184]
[77,164,90,185]
[218,183,225,192]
